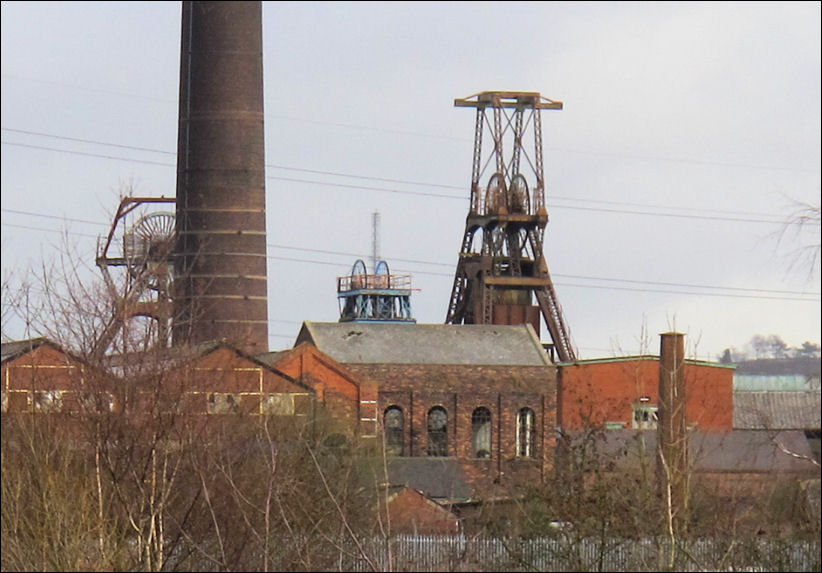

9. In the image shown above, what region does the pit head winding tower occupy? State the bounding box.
[445,91,576,363]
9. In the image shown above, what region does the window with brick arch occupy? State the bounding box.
[472,407,492,458]
[517,407,536,457]
[427,406,448,457]
[384,406,404,456]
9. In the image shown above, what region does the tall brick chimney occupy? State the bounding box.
[173,1,269,354]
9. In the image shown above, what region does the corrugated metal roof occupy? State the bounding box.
[734,357,821,377]
[295,322,552,366]
[568,429,816,473]
[734,374,819,391]
[690,430,816,472]
[734,391,821,430]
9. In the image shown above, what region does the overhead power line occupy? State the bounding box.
[1,127,177,155]
[3,218,820,303]
[4,128,819,218]
[2,137,815,226]
[2,79,820,172]
[1,140,173,167]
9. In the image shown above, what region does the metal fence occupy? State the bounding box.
[344,535,821,572]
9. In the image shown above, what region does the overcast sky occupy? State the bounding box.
[2,1,820,360]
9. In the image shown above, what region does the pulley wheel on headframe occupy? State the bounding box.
[508,174,530,214]
[123,211,176,288]
[484,173,508,215]
[351,259,368,276]
[374,260,390,288]
[350,259,368,289]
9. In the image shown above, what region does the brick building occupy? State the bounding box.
[258,340,377,441]
[1,338,364,442]
[4,328,818,534]
[1,337,110,416]
[289,321,558,502]
[558,355,735,432]
[377,486,461,535]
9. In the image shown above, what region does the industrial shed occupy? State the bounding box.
[1,337,110,416]
[557,355,735,432]
[734,391,822,432]
[732,357,821,464]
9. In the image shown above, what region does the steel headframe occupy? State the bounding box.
[94,196,177,358]
[445,91,576,363]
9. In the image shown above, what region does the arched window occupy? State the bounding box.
[384,406,404,456]
[472,407,492,458]
[427,406,448,457]
[517,407,536,457]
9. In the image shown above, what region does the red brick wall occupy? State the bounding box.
[558,358,733,432]
[379,487,460,535]
[124,347,312,418]
[1,344,367,441]
[350,363,556,492]
[2,344,88,413]
[684,362,734,430]
[266,344,369,439]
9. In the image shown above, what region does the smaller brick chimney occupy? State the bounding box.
[657,331,688,533]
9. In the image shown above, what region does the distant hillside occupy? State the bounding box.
[733,356,821,377]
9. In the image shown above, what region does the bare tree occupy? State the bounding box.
[1,411,123,571]
[774,198,821,283]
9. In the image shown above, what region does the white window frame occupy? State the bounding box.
[427,406,448,457]
[383,405,404,456]
[632,404,659,430]
[261,393,294,416]
[78,391,116,413]
[207,392,239,414]
[516,407,535,458]
[471,407,492,459]
[32,390,63,412]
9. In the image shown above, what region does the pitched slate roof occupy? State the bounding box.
[347,363,554,395]
[255,349,286,365]
[385,457,473,500]
[1,337,83,365]
[295,322,552,366]
[734,391,821,430]
[1,337,50,363]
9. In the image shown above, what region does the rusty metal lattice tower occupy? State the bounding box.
[445,91,576,363]
[95,197,177,358]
